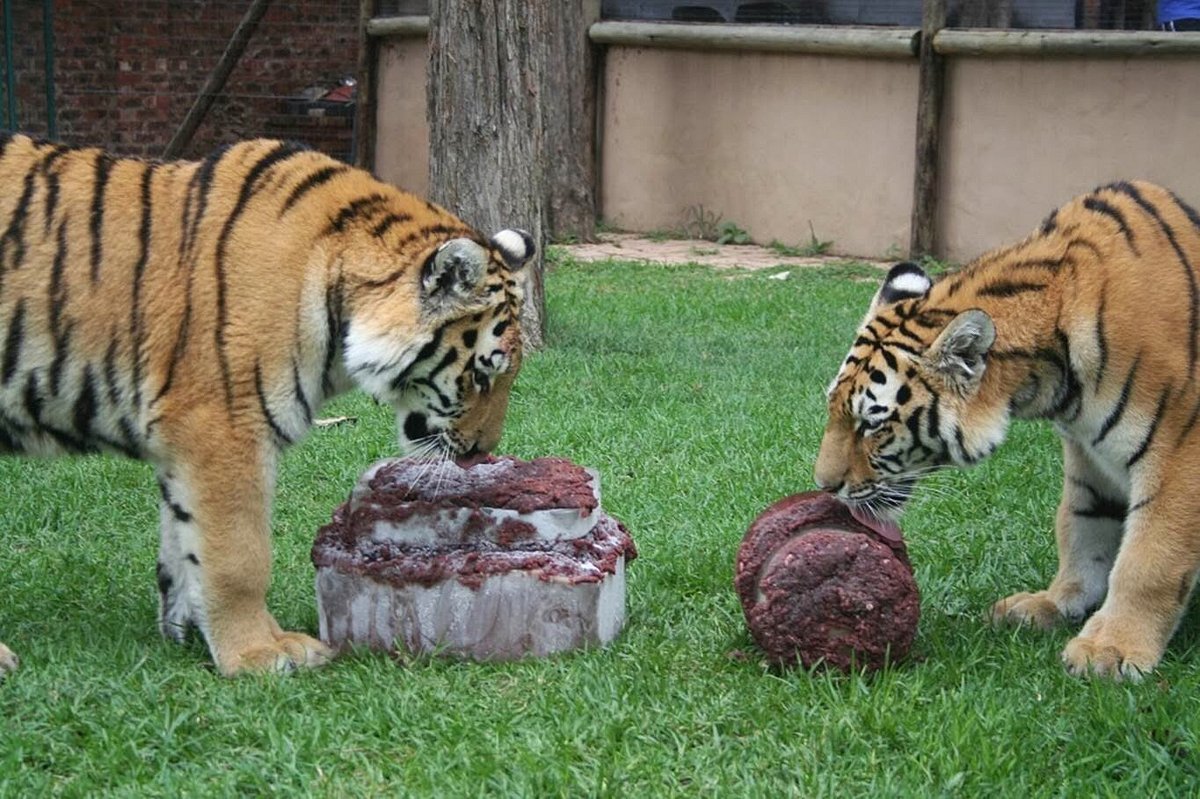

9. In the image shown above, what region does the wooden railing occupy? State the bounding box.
[364,14,1200,258]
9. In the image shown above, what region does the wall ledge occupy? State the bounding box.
[366,16,429,38]
[934,29,1200,56]
[588,21,918,57]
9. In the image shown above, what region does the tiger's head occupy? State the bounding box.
[340,228,535,462]
[814,262,1004,519]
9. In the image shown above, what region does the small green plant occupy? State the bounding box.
[690,245,720,257]
[918,254,959,275]
[801,221,833,255]
[769,222,833,257]
[681,204,723,241]
[716,220,751,245]
[680,206,753,245]
[768,240,804,257]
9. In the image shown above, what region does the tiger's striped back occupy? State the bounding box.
[0,133,530,461]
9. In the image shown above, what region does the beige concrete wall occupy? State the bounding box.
[371,31,1200,263]
[600,47,919,258]
[940,57,1200,262]
[373,37,429,197]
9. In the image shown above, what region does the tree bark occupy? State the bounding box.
[539,2,599,243]
[426,0,599,350]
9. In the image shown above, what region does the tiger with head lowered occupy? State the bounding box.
[0,133,534,677]
[816,180,1200,680]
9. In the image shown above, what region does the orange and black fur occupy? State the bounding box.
[816,180,1200,679]
[0,133,533,676]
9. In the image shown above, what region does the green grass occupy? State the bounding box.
[4,257,1200,796]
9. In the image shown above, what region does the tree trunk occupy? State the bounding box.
[426,0,598,350]
[540,2,599,243]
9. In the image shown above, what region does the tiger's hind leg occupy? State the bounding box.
[0,642,18,676]
[155,471,207,643]
[161,426,331,676]
[991,438,1125,629]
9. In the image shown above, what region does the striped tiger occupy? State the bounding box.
[0,133,534,677]
[815,180,1200,680]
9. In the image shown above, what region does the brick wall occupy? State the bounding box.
[1,0,359,161]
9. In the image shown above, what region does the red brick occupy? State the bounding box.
[3,0,357,159]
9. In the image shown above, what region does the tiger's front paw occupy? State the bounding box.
[989,591,1064,630]
[218,631,332,677]
[0,642,19,677]
[1061,613,1162,681]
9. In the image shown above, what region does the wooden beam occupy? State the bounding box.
[354,0,380,170]
[163,0,272,159]
[588,21,919,58]
[909,0,947,259]
[2,0,15,130]
[366,16,430,37]
[935,29,1200,57]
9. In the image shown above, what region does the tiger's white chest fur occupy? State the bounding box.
[1053,416,1136,501]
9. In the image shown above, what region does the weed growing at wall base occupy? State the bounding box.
[770,221,834,257]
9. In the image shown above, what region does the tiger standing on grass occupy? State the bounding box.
[0,133,534,677]
[815,180,1200,680]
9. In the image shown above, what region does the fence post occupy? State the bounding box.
[43,0,56,139]
[3,0,15,130]
[163,0,272,159]
[909,0,946,259]
[353,0,379,171]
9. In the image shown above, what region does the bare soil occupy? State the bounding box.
[561,232,889,271]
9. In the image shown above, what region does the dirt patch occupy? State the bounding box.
[561,232,890,271]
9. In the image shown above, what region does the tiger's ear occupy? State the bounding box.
[422,238,489,302]
[868,262,932,315]
[925,309,995,394]
[490,228,536,273]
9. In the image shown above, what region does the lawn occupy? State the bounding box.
[2,253,1199,797]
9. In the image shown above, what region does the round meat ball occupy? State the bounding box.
[735,491,920,672]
